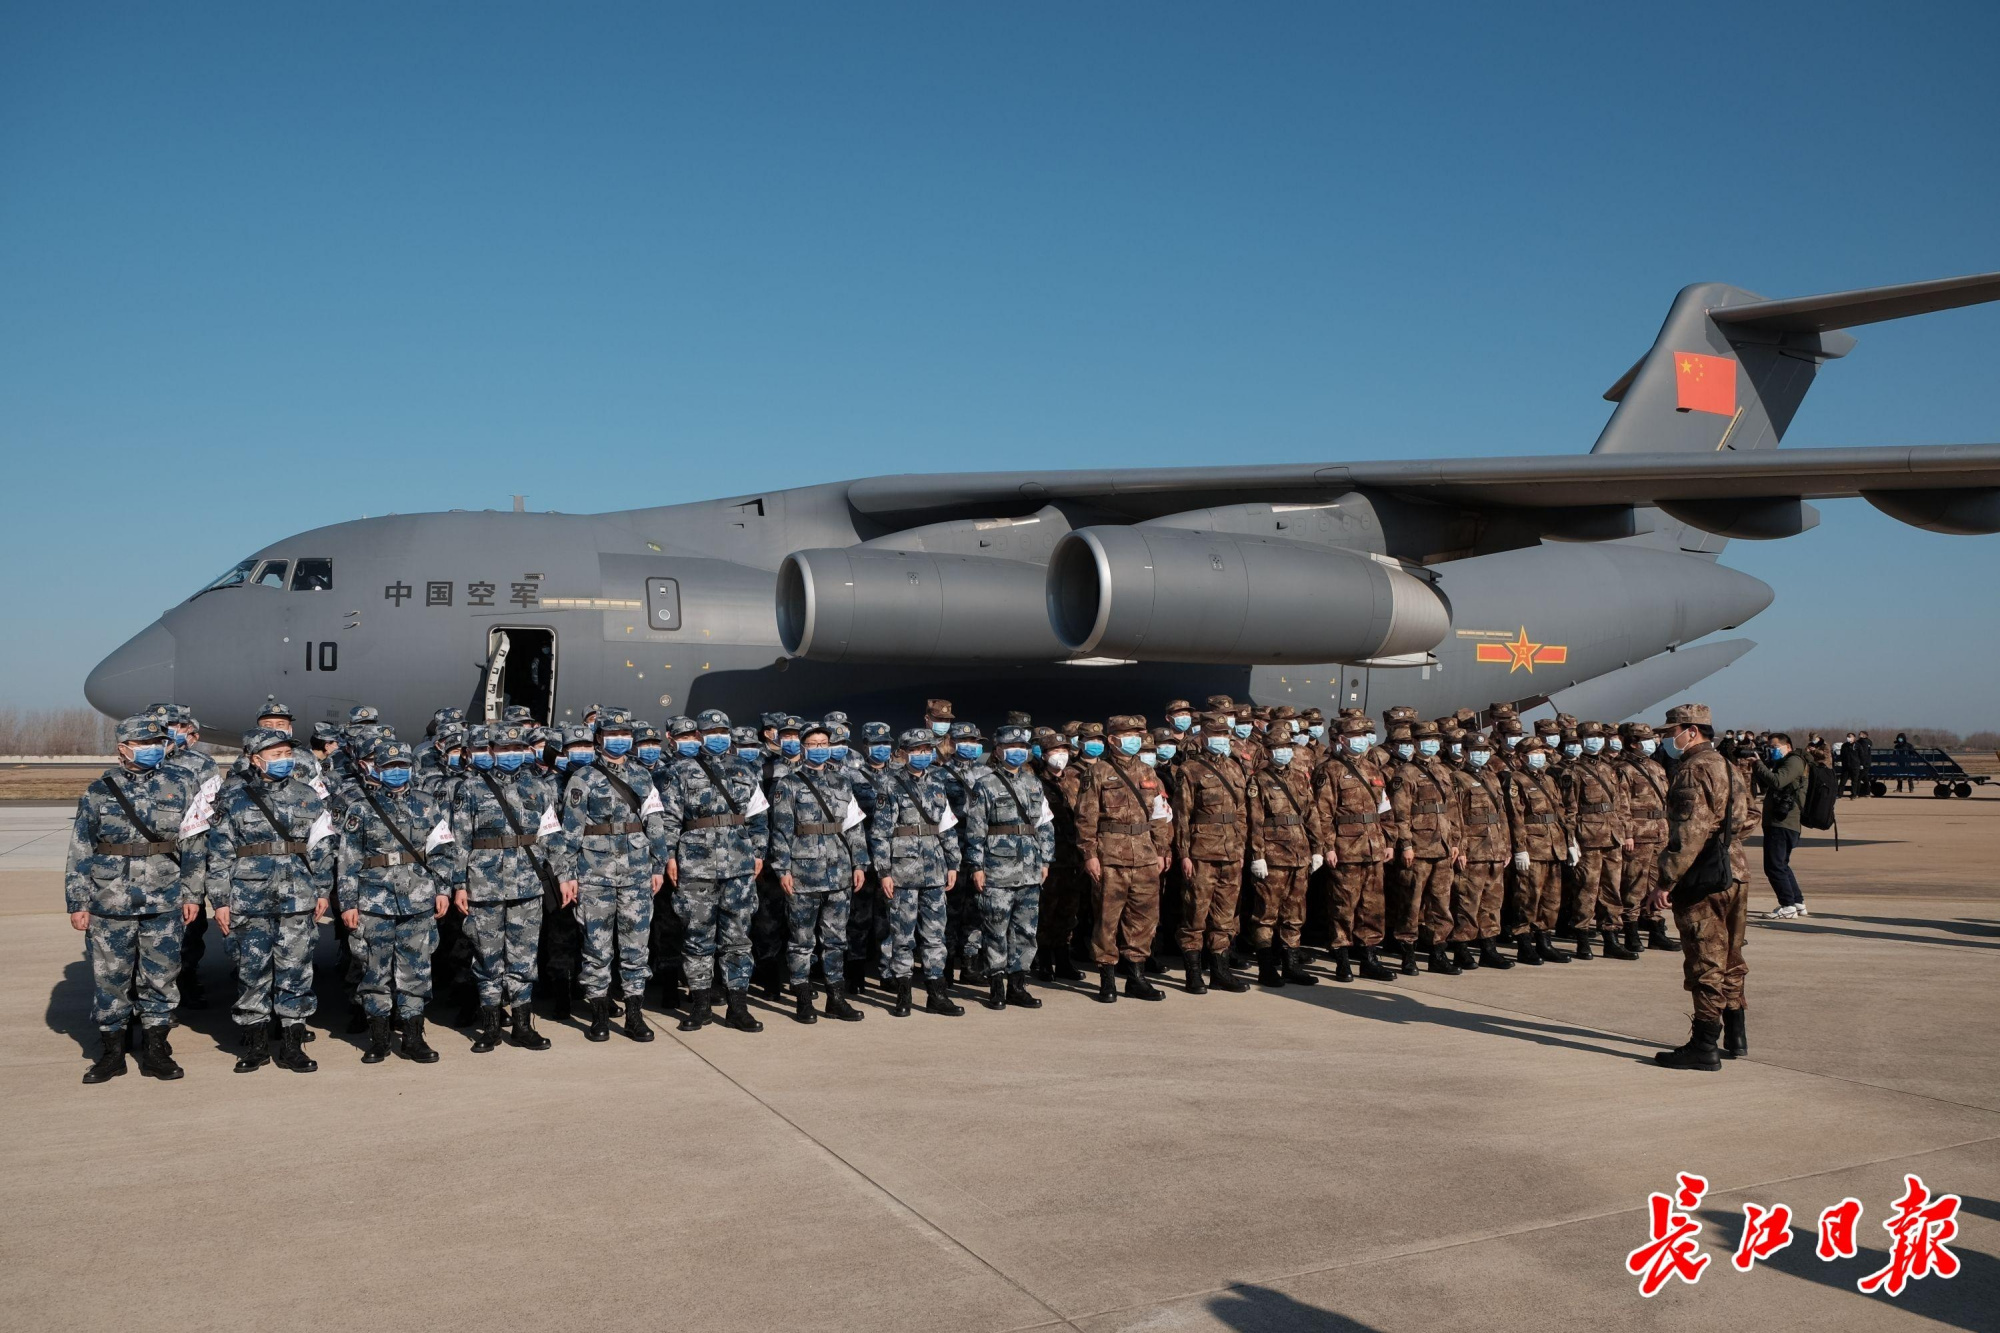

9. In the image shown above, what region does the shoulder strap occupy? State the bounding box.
[357,784,446,883]
[891,770,936,826]
[695,756,745,815]
[103,773,167,844]
[1187,755,1238,810]
[991,767,1035,821]
[1259,766,1303,816]
[794,768,836,822]
[599,765,643,815]
[241,782,298,842]
[1105,757,1151,811]
[479,770,529,835]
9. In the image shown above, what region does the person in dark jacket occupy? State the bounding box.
[1853,731,1875,796]
[1752,733,1809,920]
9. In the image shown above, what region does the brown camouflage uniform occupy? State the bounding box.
[1654,714,1750,1024]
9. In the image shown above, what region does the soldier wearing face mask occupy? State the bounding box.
[1504,735,1576,966]
[1171,711,1251,995]
[961,725,1056,1012]
[1312,716,1395,984]
[451,723,560,1053]
[1032,732,1088,984]
[940,721,988,985]
[1246,720,1323,986]
[1564,721,1638,961]
[1075,715,1174,1003]
[845,721,897,992]
[868,728,963,1017]
[1387,721,1462,976]
[1450,732,1514,971]
[1617,723,1675,951]
[768,724,870,1025]
[660,710,769,1033]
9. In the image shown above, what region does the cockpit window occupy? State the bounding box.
[253,560,289,588]
[290,558,333,591]
[191,557,259,599]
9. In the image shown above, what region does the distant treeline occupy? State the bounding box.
[0,708,116,755]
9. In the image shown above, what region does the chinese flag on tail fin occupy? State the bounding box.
[1674,352,1737,416]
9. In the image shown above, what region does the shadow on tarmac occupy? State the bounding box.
[1206,1283,1384,1332]
[1695,1213,1996,1331]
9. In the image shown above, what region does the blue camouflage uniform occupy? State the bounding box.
[548,713,669,1004]
[846,722,895,981]
[153,704,225,982]
[660,711,767,993]
[868,732,963,981]
[453,723,559,1009]
[205,729,335,1028]
[962,727,1058,977]
[767,753,870,991]
[63,717,203,1035]
[940,721,986,974]
[337,740,457,1020]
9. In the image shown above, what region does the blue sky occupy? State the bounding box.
[3,4,1996,727]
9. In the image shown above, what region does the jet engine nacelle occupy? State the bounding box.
[778,547,1064,663]
[1046,526,1450,664]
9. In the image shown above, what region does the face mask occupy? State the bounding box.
[670,739,697,757]
[1364,732,1379,749]
[908,751,934,770]
[1002,747,1029,767]
[1082,740,1105,758]
[1504,735,1522,748]
[804,745,832,765]
[1562,744,1582,760]
[263,757,295,780]
[131,744,166,768]
[1582,737,1604,754]
[1206,736,1231,756]
[1394,743,1415,760]
[1171,714,1192,732]
[1608,738,1624,753]
[1661,733,1682,759]
[1309,724,1325,740]
[1346,737,1368,754]
[831,745,849,762]
[737,747,761,762]
[1270,747,1293,766]
[637,744,661,763]
[1469,750,1491,768]
[1767,746,1785,763]
[379,765,412,787]
[1157,744,1176,760]
[497,750,528,772]
[568,749,596,767]
[1526,753,1547,770]
[1046,751,1069,771]
[1419,740,1440,757]
[868,744,893,763]
[448,752,466,770]
[703,734,730,754]
[1117,735,1142,756]
[779,738,801,758]
[473,751,495,770]
[1233,723,1252,739]
[1138,752,1157,767]
[602,736,632,757]
[1031,744,1042,758]
[555,755,569,772]
[930,720,950,736]
[173,730,193,748]
[1449,743,1463,758]
[1065,736,1080,750]
[957,742,983,761]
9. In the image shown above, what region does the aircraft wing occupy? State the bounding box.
[845,443,2000,521]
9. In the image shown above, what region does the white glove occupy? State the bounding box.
[1512,851,1531,873]
[1249,858,1269,879]
[1309,853,1325,873]
[1567,841,1582,867]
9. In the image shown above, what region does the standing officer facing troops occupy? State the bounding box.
[768,722,869,1024]
[960,723,1055,1011]
[64,714,203,1083]
[452,722,558,1052]
[1645,703,1752,1072]
[205,726,335,1074]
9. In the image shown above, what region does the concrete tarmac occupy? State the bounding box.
[2,794,1994,1331]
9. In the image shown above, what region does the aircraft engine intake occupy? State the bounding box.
[1046,526,1450,664]
[777,547,1064,662]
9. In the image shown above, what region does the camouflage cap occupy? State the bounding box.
[1387,724,1413,743]
[634,720,661,743]
[782,715,804,732]
[531,726,559,748]
[1412,720,1440,739]
[1383,705,1419,724]
[798,719,832,739]
[730,726,760,747]
[1150,725,1179,744]
[594,708,634,733]
[310,722,341,744]
[565,724,595,746]
[1555,712,1578,730]
[1465,730,1495,751]
[898,727,937,749]
[256,698,294,722]
[1204,694,1235,711]
[1621,722,1656,740]
[1663,702,1711,727]
[861,721,893,744]
[1077,721,1105,739]
[1534,718,1563,737]
[436,722,466,749]
[1496,718,1525,737]
[698,709,732,732]
[1107,714,1146,734]
[1003,710,1033,727]
[371,738,413,766]
[667,716,699,736]
[1454,707,1479,727]
[1061,720,1083,736]
[1516,734,1548,753]
[996,724,1031,746]
[494,723,532,747]
[461,723,489,749]
[115,714,169,744]
[1164,699,1193,715]
[347,704,380,726]
[1300,707,1324,723]
[948,720,980,741]
[923,698,954,720]
[1578,720,1606,738]
[1267,720,1299,744]
[502,704,538,724]
[1336,716,1371,737]
[758,711,786,730]
[823,710,851,726]
[1486,702,1517,720]
[1271,705,1298,721]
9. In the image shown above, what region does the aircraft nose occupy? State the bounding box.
[1711,563,1775,630]
[85,621,176,720]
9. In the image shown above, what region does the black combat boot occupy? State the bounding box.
[275,1023,318,1073]
[793,983,819,1025]
[891,977,914,1017]
[362,1014,393,1063]
[1452,940,1480,971]
[234,1021,272,1073]
[623,997,655,1042]
[963,957,989,984]
[1210,950,1248,992]
[586,997,612,1042]
[1536,930,1570,964]
[1054,953,1086,982]
[1647,919,1676,950]
[675,985,710,1032]
[1601,927,1639,961]
[924,977,964,1016]
[1358,946,1397,982]
[723,988,764,1032]
[1479,937,1514,970]
[1005,972,1042,1008]
[1572,928,1594,961]
[1721,1007,1747,1059]
[511,1004,552,1049]
[1428,945,1462,976]
[1515,933,1541,965]
[1182,951,1209,994]
[1330,946,1355,983]
[82,1030,128,1084]
[1143,955,1168,976]
[470,1005,502,1054]
[1031,955,1056,984]
[982,977,1008,1011]
[138,1025,183,1080]
[1623,921,1644,956]
[1124,963,1163,1001]
[1397,940,1420,976]
[1094,967,1118,1003]
[1654,1018,1723,1071]
[401,1016,440,1063]
[1281,947,1319,987]
[1257,947,1287,987]
[345,1001,370,1035]
[825,980,865,1021]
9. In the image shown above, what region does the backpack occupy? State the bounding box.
[1801,762,1838,831]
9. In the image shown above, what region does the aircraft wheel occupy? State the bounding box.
[1954,782,1973,799]
[1931,783,1952,799]
[1871,781,1888,797]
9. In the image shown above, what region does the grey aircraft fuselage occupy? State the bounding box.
[85,480,1771,739]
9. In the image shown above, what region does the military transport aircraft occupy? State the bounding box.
[86,271,2000,740]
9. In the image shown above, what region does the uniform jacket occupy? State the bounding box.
[961,763,1056,889]
[1172,751,1248,863]
[659,754,768,881]
[63,763,203,916]
[867,765,963,887]
[1074,754,1174,868]
[1617,754,1670,848]
[1312,751,1389,865]
[337,781,457,917]
[1245,760,1319,867]
[1453,766,1512,862]
[1657,742,1752,888]
[1388,757,1460,858]
[204,769,335,916]
[554,759,670,888]
[1563,755,1631,849]
[1503,768,1570,862]
[453,766,559,902]
[1039,761,1086,868]
[768,763,870,889]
